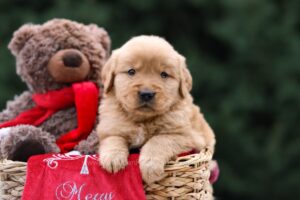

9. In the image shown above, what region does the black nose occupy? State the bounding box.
[62,52,83,68]
[139,89,156,102]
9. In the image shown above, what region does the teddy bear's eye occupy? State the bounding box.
[128,68,136,76]
[160,71,169,78]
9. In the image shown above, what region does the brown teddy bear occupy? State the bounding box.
[0,19,110,162]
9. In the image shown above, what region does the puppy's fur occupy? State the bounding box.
[97,36,215,184]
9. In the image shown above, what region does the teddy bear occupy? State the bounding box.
[0,19,110,162]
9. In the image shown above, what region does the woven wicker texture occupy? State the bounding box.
[144,149,213,200]
[0,149,213,200]
[0,160,26,200]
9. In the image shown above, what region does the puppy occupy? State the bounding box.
[97,35,215,184]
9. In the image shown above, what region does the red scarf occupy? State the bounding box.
[0,82,99,153]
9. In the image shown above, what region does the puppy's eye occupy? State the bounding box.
[128,68,136,76]
[160,71,169,78]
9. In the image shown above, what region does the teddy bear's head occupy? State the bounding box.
[8,19,110,93]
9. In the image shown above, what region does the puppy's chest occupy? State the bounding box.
[129,122,164,148]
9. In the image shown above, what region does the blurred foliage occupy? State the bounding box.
[0,0,300,199]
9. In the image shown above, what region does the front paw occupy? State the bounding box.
[100,151,128,173]
[139,156,166,184]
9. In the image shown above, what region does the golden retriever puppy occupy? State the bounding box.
[97,35,215,184]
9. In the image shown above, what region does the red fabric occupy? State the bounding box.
[22,153,146,200]
[0,82,99,153]
[56,83,99,153]
[177,149,198,157]
[209,160,220,184]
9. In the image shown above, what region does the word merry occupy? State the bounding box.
[55,181,114,200]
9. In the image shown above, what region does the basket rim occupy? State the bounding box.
[0,149,212,176]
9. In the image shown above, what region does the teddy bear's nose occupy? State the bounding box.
[62,51,83,68]
[48,49,91,83]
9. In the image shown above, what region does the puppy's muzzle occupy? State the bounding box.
[138,89,156,102]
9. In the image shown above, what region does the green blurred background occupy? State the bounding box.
[0,0,299,199]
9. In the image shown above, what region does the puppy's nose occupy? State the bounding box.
[139,89,156,102]
[62,51,83,68]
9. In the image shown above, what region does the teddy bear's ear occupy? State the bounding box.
[86,24,111,57]
[8,24,39,56]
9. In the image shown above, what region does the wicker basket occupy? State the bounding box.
[0,149,213,200]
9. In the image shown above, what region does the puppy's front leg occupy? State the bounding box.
[99,136,129,173]
[139,134,194,184]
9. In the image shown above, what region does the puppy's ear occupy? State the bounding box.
[8,24,39,56]
[178,55,192,98]
[101,49,119,94]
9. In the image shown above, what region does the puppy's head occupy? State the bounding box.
[102,35,192,118]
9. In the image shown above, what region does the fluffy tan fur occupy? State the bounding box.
[97,35,215,184]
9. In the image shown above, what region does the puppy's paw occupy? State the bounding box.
[100,151,128,173]
[139,156,166,184]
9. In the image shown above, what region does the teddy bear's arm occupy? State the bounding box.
[75,130,99,154]
[0,91,34,123]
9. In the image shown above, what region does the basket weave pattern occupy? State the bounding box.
[0,160,26,200]
[0,150,212,200]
